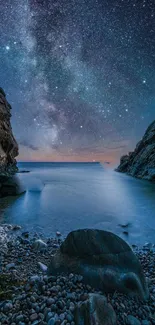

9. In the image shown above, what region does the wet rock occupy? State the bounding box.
[33,239,47,251]
[48,229,149,300]
[123,231,129,235]
[56,232,61,237]
[119,223,131,228]
[22,231,29,238]
[12,225,21,231]
[75,293,116,325]
[143,243,152,250]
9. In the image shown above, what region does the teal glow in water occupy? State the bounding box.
[0,162,155,245]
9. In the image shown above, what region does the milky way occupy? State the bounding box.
[0,0,155,162]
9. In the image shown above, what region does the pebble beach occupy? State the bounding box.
[0,225,155,325]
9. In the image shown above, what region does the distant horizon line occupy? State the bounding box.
[17,161,102,163]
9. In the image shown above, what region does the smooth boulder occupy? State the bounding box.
[48,229,149,300]
[75,293,116,325]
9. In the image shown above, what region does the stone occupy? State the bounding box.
[30,275,41,284]
[127,315,141,325]
[30,313,38,322]
[47,298,55,306]
[12,225,21,231]
[56,232,61,237]
[3,302,13,312]
[48,229,149,300]
[48,315,58,325]
[141,321,151,325]
[22,231,29,238]
[6,263,16,270]
[75,293,116,325]
[16,315,24,322]
[38,262,48,272]
[48,319,56,325]
[116,120,155,181]
[33,239,47,251]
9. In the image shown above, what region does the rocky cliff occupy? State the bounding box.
[0,88,19,196]
[116,121,155,181]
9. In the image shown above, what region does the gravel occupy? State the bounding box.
[0,224,155,325]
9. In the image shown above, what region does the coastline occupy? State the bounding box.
[0,224,155,325]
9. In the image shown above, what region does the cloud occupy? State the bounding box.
[19,140,39,151]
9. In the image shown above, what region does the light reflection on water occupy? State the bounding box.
[0,162,155,245]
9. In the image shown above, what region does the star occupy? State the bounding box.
[0,0,154,163]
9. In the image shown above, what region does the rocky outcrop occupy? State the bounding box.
[116,121,155,181]
[48,229,149,300]
[0,88,19,197]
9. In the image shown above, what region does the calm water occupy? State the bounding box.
[0,162,155,245]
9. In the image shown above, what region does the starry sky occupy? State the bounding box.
[0,0,155,163]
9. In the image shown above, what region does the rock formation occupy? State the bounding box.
[0,88,19,197]
[48,229,149,301]
[116,120,155,181]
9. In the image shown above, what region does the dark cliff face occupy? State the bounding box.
[116,121,155,181]
[0,88,18,180]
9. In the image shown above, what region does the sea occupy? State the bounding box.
[0,162,155,245]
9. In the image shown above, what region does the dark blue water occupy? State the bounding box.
[0,162,155,245]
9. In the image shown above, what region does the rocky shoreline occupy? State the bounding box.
[116,120,155,182]
[0,225,155,325]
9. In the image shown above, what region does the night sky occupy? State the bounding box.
[0,0,155,163]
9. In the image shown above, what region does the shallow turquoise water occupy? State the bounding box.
[0,162,155,245]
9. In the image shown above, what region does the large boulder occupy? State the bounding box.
[48,229,149,300]
[116,120,155,181]
[0,88,19,197]
[75,293,116,325]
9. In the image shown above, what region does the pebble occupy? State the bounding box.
[30,275,41,284]
[6,263,16,270]
[33,239,47,251]
[22,231,29,238]
[3,302,13,312]
[16,315,24,322]
[127,315,141,325]
[0,228,154,325]
[38,262,48,272]
[30,313,38,322]
[48,318,56,325]
[56,232,61,237]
